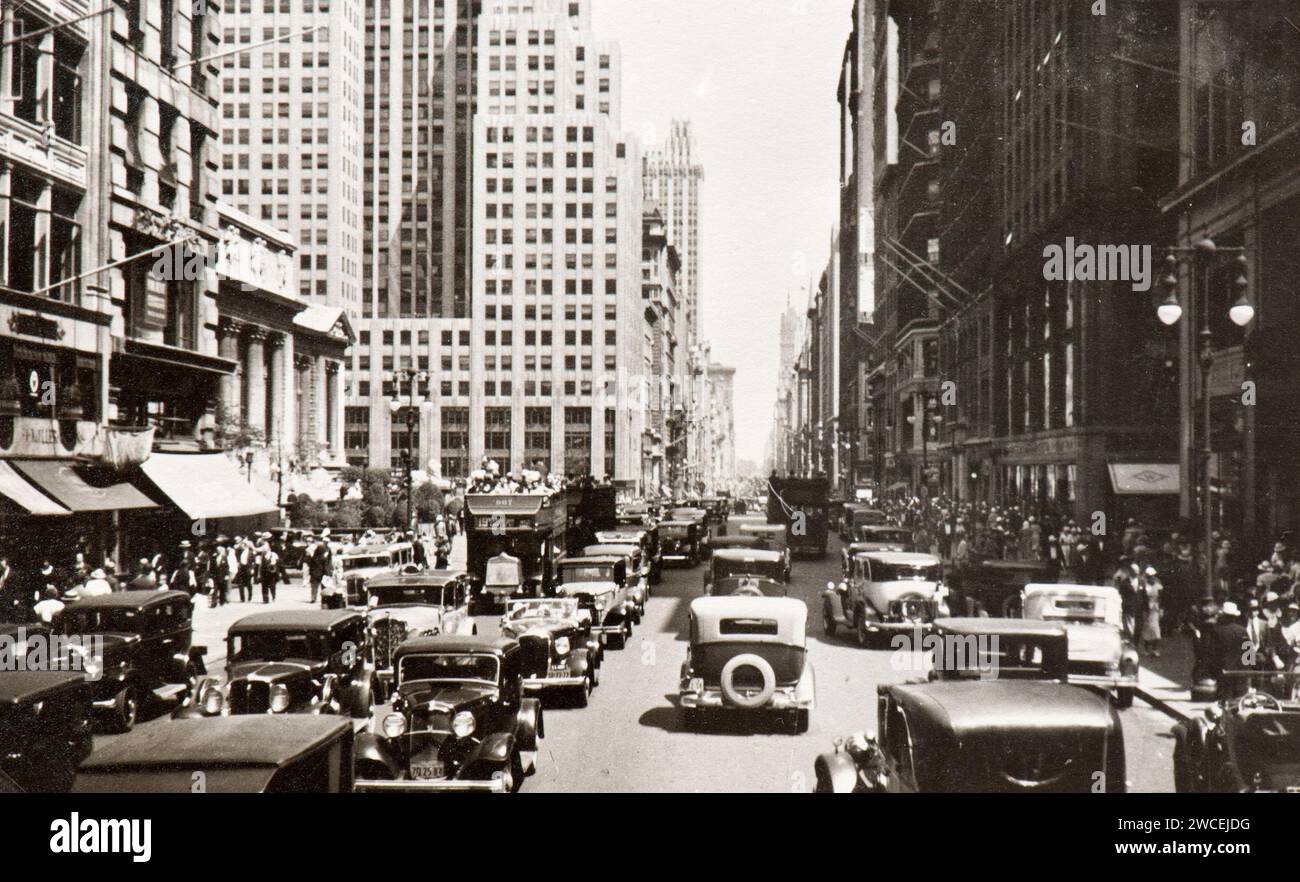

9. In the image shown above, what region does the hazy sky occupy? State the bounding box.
[594,0,853,467]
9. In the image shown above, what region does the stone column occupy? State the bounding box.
[267,332,286,447]
[217,318,242,421]
[244,327,267,437]
[295,353,314,451]
[325,361,340,451]
[314,355,328,447]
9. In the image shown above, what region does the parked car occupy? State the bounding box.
[366,570,476,700]
[58,590,206,732]
[823,552,948,646]
[324,540,416,609]
[704,548,789,597]
[839,504,888,540]
[584,543,648,619]
[0,672,93,792]
[500,597,602,706]
[927,618,1071,682]
[659,520,706,566]
[74,716,356,793]
[178,610,373,719]
[813,680,1126,792]
[679,596,814,733]
[555,555,634,649]
[1172,690,1300,792]
[1021,583,1139,708]
[354,635,543,792]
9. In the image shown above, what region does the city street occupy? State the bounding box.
[96,518,1179,791]
[487,519,1178,793]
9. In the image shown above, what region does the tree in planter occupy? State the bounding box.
[358,468,395,528]
[328,499,364,529]
[413,482,445,524]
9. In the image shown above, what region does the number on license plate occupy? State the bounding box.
[411,761,445,780]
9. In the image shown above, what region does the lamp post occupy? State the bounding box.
[1155,238,1252,600]
[390,369,428,533]
[906,394,943,505]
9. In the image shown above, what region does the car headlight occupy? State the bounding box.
[452,710,476,739]
[382,712,407,738]
[201,685,225,716]
[554,636,571,656]
[1119,654,1139,677]
[269,683,291,713]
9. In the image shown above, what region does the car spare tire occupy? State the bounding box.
[719,654,776,709]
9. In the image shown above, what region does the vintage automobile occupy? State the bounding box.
[1021,583,1139,708]
[840,526,916,576]
[823,551,948,646]
[354,635,543,792]
[839,504,888,540]
[698,496,731,535]
[659,519,706,566]
[738,522,789,560]
[711,534,771,553]
[679,596,815,733]
[954,556,1055,617]
[179,610,373,719]
[0,671,93,792]
[584,543,648,619]
[500,597,602,705]
[596,526,662,584]
[813,680,1127,792]
[324,540,416,609]
[74,716,356,793]
[366,570,476,700]
[926,618,1071,682]
[671,507,713,554]
[555,555,635,649]
[58,590,206,732]
[1172,690,1300,792]
[704,548,789,597]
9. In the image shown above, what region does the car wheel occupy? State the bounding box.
[822,601,837,637]
[590,662,600,687]
[854,608,870,647]
[491,753,521,794]
[110,685,140,733]
[1115,688,1134,709]
[575,675,591,708]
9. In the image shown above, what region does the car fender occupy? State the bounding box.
[569,648,591,677]
[516,697,543,750]
[340,674,373,719]
[355,732,402,778]
[478,731,515,765]
[796,661,816,707]
[813,750,860,793]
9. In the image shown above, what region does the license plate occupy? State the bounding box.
[410,761,445,780]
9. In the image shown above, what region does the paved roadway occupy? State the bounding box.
[101,519,1178,791]
[481,517,1178,793]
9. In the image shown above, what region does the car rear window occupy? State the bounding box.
[719,618,778,636]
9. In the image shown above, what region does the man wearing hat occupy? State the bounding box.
[257,535,280,604]
[128,559,156,591]
[81,568,112,597]
[1211,601,1251,701]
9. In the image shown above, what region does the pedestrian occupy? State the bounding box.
[1116,562,1140,639]
[170,554,198,597]
[259,539,280,603]
[1140,566,1163,657]
[81,568,112,597]
[1211,601,1251,701]
[128,558,156,590]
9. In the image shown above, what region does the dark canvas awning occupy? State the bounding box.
[9,460,157,512]
[0,461,70,516]
[140,452,278,520]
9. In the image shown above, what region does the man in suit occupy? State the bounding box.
[1212,602,1252,701]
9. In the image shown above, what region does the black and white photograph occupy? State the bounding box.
[0,0,1296,862]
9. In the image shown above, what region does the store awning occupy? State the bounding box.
[1108,463,1180,495]
[140,452,279,520]
[0,461,70,516]
[9,460,157,512]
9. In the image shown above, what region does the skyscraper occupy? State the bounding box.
[642,120,703,349]
[216,0,364,311]
[465,0,644,481]
[345,0,478,469]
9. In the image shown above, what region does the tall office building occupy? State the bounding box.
[460,0,643,482]
[216,0,364,312]
[343,0,478,470]
[642,120,703,350]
